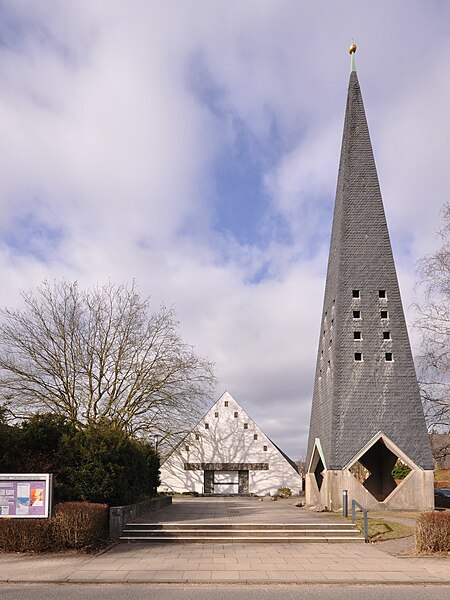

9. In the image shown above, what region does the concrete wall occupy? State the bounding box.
[159,392,303,496]
[306,469,434,512]
[109,496,172,539]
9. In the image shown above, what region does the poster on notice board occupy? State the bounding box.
[0,474,52,518]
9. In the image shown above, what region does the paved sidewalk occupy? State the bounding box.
[1,542,449,584]
[0,497,448,585]
[66,540,450,584]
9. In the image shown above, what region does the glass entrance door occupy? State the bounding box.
[213,470,239,494]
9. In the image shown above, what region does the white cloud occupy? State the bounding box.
[0,1,449,459]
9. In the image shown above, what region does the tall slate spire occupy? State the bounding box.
[306,54,433,478]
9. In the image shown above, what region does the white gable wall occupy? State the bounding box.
[159,392,303,496]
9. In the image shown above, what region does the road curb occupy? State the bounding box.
[1,578,448,585]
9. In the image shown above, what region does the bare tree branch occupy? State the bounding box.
[0,280,216,442]
[414,202,450,449]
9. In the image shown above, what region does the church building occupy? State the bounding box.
[306,46,434,511]
[159,391,303,496]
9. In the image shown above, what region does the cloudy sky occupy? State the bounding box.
[1,1,449,459]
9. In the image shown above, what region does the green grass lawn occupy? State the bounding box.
[369,510,422,521]
[355,517,413,542]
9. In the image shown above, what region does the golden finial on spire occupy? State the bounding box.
[349,42,357,55]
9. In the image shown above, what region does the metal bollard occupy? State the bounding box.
[342,489,348,518]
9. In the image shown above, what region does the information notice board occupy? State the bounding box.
[0,474,52,518]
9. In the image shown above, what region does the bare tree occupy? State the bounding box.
[0,280,216,440]
[415,202,450,434]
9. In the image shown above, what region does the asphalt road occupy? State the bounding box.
[1,584,449,600]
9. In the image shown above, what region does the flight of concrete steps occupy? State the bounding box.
[120,522,365,543]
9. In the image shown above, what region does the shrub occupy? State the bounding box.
[0,419,23,472]
[20,413,76,459]
[276,487,292,499]
[0,502,109,552]
[59,423,153,505]
[52,502,108,549]
[142,440,160,495]
[0,518,51,552]
[0,413,160,506]
[0,413,76,501]
[415,511,450,554]
[391,461,412,480]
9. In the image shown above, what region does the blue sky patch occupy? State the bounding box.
[2,210,64,263]
[188,52,288,248]
[0,3,78,66]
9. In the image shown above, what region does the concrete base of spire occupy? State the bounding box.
[305,468,434,512]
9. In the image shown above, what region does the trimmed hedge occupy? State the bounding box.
[0,518,51,552]
[415,511,450,554]
[51,502,108,549]
[0,502,108,553]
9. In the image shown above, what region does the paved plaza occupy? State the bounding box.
[0,497,448,584]
[129,495,344,524]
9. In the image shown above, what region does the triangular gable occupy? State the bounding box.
[161,390,299,476]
